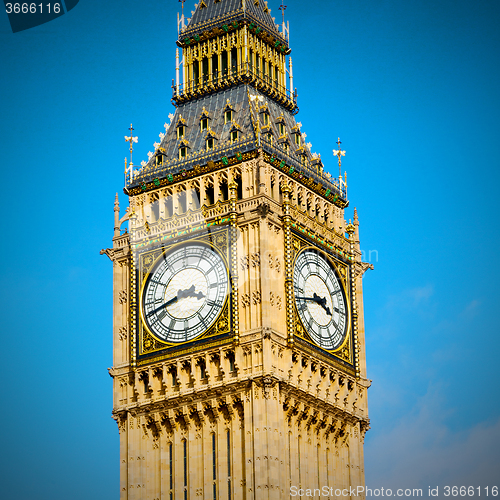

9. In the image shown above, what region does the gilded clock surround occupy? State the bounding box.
[290,240,353,368]
[136,228,233,361]
[103,2,372,499]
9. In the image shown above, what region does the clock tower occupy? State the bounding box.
[103,1,372,498]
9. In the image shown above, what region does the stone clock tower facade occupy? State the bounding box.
[103,1,372,498]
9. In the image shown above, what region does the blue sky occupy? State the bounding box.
[0,0,499,498]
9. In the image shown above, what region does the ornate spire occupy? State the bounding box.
[124,124,138,164]
[332,137,346,178]
[353,207,360,242]
[114,193,120,236]
[181,0,283,41]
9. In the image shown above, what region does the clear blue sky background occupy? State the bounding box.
[1,1,499,498]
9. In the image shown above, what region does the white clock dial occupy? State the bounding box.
[293,249,348,350]
[142,244,228,343]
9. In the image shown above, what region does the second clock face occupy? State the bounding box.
[142,244,229,343]
[293,249,348,350]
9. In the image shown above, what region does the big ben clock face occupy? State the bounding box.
[293,249,348,350]
[141,243,229,343]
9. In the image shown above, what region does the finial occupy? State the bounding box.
[281,183,291,194]
[124,124,138,164]
[114,193,120,236]
[279,3,287,33]
[354,207,359,223]
[332,137,346,178]
[177,0,186,35]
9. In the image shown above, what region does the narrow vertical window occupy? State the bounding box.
[202,57,209,83]
[326,448,330,489]
[169,443,173,500]
[317,444,320,488]
[236,177,243,200]
[231,130,238,143]
[222,51,228,75]
[183,439,188,500]
[179,147,187,159]
[225,110,232,123]
[227,430,231,500]
[201,117,208,130]
[288,431,292,486]
[193,62,199,87]
[212,433,217,500]
[212,53,219,80]
[298,435,302,489]
[231,47,238,75]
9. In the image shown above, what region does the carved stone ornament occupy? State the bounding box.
[252,290,261,305]
[256,202,271,218]
[241,293,251,308]
[251,252,260,268]
[118,326,128,341]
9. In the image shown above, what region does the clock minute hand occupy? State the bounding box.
[296,296,318,302]
[147,295,179,316]
[297,294,332,316]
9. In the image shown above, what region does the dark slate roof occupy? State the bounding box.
[128,83,346,202]
[187,0,242,27]
[157,85,257,166]
[180,0,283,41]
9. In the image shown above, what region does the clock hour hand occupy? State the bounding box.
[313,293,332,316]
[296,293,332,316]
